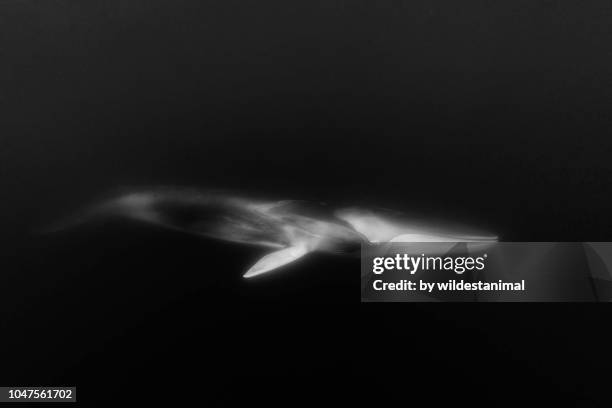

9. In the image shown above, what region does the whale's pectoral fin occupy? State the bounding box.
[243,245,311,278]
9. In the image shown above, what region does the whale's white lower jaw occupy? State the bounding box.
[388,234,498,243]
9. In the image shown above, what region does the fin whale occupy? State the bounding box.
[48,187,498,278]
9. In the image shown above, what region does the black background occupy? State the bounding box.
[2,1,612,406]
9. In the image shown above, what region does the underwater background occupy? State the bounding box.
[2,1,612,405]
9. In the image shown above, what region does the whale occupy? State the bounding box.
[47,187,498,278]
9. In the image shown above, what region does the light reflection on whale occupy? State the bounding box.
[50,187,498,278]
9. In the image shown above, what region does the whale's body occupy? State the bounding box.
[52,188,497,278]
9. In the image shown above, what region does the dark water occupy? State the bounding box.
[2,1,612,405]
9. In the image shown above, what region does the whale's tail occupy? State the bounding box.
[38,192,155,234]
[38,202,117,234]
